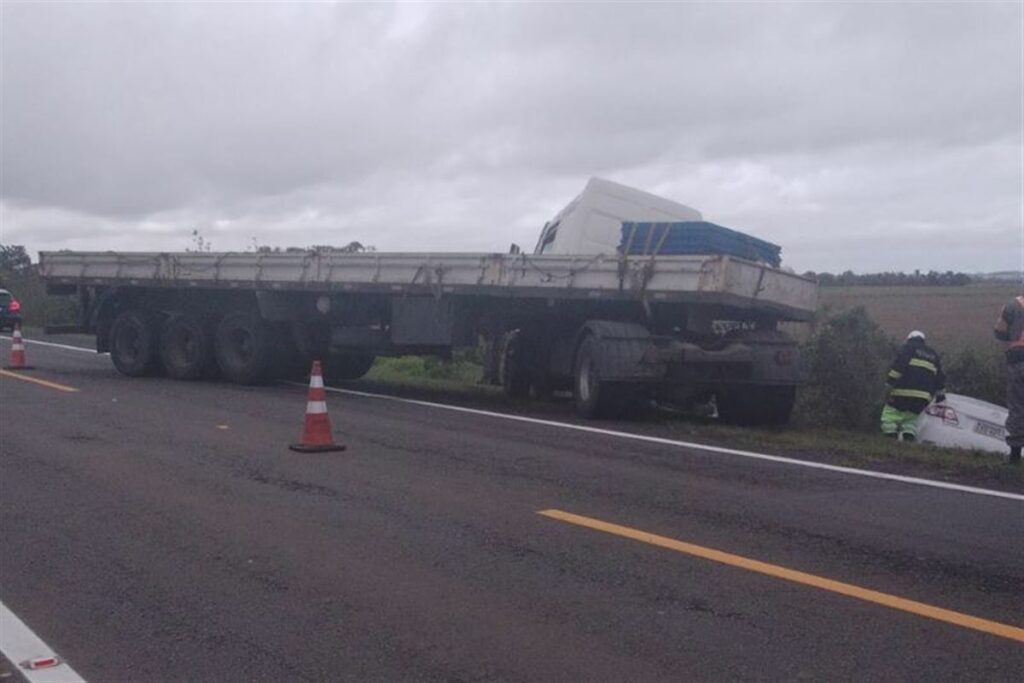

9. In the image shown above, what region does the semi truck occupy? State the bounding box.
[40,178,817,424]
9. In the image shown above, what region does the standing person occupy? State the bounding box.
[994,295,1024,465]
[880,331,946,442]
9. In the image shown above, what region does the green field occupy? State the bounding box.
[817,283,1018,351]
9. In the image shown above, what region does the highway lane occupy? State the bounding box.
[1,339,1022,681]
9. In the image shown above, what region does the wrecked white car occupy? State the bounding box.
[915,393,1009,456]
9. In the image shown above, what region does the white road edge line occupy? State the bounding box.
[7,336,1021,502]
[0,337,108,355]
[307,384,1024,502]
[0,601,87,683]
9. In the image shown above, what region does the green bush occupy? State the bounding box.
[794,307,896,431]
[794,307,1009,429]
[944,346,1005,407]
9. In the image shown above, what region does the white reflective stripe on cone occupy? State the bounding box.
[310,375,324,389]
[306,401,328,414]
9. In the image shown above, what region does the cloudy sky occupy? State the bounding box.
[1,1,1021,273]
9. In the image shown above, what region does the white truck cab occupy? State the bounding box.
[534,177,703,255]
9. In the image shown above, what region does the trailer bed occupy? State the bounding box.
[40,250,817,321]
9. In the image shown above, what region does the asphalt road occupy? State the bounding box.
[1,338,1022,682]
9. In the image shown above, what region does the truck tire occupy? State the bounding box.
[323,353,376,383]
[717,385,796,427]
[574,335,645,419]
[214,312,274,384]
[110,309,161,377]
[160,314,215,380]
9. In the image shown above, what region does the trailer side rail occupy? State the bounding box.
[40,251,818,321]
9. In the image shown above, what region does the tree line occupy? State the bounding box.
[802,270,973,287]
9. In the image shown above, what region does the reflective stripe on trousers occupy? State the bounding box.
[880,404,919,437]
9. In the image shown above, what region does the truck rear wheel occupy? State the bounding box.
[214,312,274,384]
[574,335,645,419]
[160,313,215,380]
[110,309,161,376]
[717,385,796,427]
[323,353,376,383]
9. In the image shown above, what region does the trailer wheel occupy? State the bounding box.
[717,385,796,426]
[160,314,215,380]
[323,353,376,383]
[214,312,274,384]
[110,309,161,377]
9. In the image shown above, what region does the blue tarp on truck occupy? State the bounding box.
[620,221,782,267]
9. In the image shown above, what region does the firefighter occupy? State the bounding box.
[994,295,1024,465]
[880,331,946,442]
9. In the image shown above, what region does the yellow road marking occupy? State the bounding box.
[538,509,1024,643]
[0,369,80,393]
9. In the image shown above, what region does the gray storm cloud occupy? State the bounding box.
[1,1,1020,272]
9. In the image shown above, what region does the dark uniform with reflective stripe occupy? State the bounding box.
[994,296,1024,463]
[886,339,946,411]
[880,338,945,439]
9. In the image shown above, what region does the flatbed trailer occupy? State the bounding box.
[41,248,817,423]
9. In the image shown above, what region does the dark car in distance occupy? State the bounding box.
[0,289,23,331]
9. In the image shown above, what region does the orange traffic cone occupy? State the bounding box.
[5,323,34,370]
[289,360,346,453]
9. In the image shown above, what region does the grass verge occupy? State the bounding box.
[359,357,1023,492]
